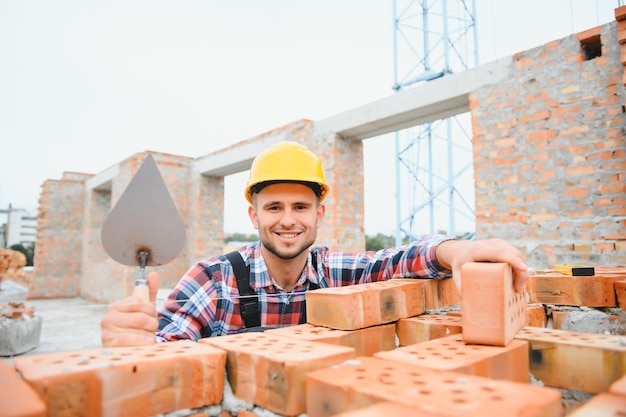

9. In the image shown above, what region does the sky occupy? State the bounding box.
[0,0,619,237]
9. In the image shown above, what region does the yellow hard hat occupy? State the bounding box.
[245,141,329,204]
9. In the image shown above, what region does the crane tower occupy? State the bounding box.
[392,0,479,245]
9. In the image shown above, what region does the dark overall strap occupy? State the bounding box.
[299,254,320,324]
[225,251,261,329]
[226,250,322,329]
[299,281,319,324]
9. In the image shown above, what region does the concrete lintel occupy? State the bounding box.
[193,133,287,177]
[85,163,119,192]
[315,57,513,140]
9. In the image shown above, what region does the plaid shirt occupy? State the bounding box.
[157,234,453,341]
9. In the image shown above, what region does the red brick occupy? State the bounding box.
[461,262,526,346]
[201,332,354,416]
[306,279,426,330]
[525,304,547,327]
[423,278,461,309]
[375,334,529,383]
[515,327,626,393]
[567,393,626,416]
[306,356,562,417]
[266,322,396,356]
[619,26,626,44]
[527,130,558,142]
[396,314,463,346]
[526,273,624,307]
[236,411,259,417]
[0,359,47,417]
[616,281,626,310]
[13,341,226,417]
[616,5,626,21]
[332,401,446,417]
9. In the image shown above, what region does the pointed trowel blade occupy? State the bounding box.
[101,154,186,267]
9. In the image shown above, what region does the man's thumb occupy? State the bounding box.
[147,271,160,303]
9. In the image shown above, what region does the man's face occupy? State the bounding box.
[248,182,325,261]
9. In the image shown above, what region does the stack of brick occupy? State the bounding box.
[2,263,626,416]
[0,302,42,357]
[527,265,626,336]
[0,303,35,320]
[0,249,27,282]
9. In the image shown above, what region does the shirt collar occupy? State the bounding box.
[246,241,311,290]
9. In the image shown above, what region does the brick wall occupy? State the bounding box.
[32,172,92,299]
[470,20,626,269]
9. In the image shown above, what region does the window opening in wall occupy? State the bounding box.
[580,35,602,61]
[91,188,112,229]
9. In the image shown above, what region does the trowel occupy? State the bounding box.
[101,154,186,300]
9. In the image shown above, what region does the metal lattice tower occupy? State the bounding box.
[392,0,479,245]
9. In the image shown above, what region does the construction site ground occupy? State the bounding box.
[2,289,171,362]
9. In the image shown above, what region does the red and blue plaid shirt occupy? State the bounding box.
[156,234,453,341]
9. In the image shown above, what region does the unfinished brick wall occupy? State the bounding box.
[32,172,92,299]
[470,18,626,269]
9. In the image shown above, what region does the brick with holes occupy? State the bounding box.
[12,340,226,417]
[331,401,448,417]
[375,333,529,383]
[515,326,626,393]
[200,332,355,416]
[265,322,396,356]
[461,262,526,346]
[305,279,427,330]
[0,358,46,417]
[396,314,463,346]
[306,356,562,417]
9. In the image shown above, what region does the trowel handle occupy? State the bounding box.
[133,279,150,301]
[134,253,150,302]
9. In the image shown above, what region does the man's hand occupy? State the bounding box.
[101,271,160,347]
[436,238,527,294]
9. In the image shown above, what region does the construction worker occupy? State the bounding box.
[101,141,527,347]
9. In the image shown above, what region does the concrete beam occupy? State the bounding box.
[193,133,287,177]
[85,164,119,191]
[315,57,512,140]
[191,57,513,177]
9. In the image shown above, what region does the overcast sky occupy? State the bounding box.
[0,0,618,236]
